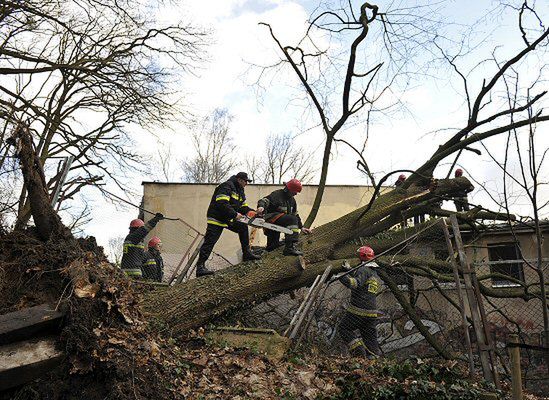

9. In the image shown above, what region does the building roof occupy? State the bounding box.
[462,220,549,236]
[142,181,379,188]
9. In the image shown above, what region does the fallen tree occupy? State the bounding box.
[143,11,549,335]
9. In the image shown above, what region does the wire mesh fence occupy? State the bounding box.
[214,216,548,395]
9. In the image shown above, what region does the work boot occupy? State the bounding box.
[195,262,214,277]
[265,240,283,252]
[283,241,303,256]
[243,249,261,261]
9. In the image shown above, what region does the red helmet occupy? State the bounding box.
[130,219,145,228]
[455,168,463,177]
[285,178,302,194]
[398,174,406,181]
[358,246,375,261]
[148,236,162,248]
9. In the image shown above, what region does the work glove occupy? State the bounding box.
[332,272,346,281]
[247,210,257,218]
[256,207,265,216]
[154,212,164,221]
[301,227,312,234]
[341,260,352,271]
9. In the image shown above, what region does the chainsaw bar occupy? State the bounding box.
[238,216,293,235]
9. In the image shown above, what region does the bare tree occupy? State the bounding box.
[156,142,178,182]
[182,108,239,183]
[0,0,206,228]
[249,133,316,184]
[257,2,449,227]
[108,236,125,266]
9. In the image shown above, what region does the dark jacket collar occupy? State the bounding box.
[229,175,244,191]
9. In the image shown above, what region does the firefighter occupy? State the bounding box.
[453,168,470,212]
[255,178,312,256]
[195,172,260,277]
[395,174,406,187]
[120,213,164,279]
[142,236,164,282]
[337,246,382,359]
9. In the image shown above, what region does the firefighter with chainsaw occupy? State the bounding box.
[142,236,164,282]
[453,168,470,212]
[256,178,312,256]
[195,172,261,277]
[337,246,382,359]
[120,213,164,279]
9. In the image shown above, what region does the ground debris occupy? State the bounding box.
[0,230,544,399]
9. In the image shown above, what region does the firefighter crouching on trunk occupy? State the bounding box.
[195,172,261,277]
[120,213,164,278]
[142,236,164,282]
[256,178,312,256]
[337,246,382,359]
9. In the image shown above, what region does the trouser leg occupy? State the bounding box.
[270,214,302,256]
[339,312,368,358]
[454,196,469,212]
[197,224,224,265]
[265,230,281,251]
[227,221,250,253]
[228,221,260,260]
[359,317,381,358]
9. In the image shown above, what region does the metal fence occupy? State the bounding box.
[214,216,548,396]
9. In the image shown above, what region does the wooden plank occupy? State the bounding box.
[449,215,494,384]
[175,237,204,284]
[440,219,475,377]
[289,265,332,340]
[283,275,322,337]
[508,334,523,400]
[168,234,200,285]
[0,336,64,391]
[0,304,64,345]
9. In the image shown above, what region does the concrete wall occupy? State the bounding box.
[142,182,383,278]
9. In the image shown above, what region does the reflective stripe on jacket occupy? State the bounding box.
[120,215,161,273]
[340,261,381,317]
[206,176,252,225]
[257,188,302,228]
[142,248,164,282]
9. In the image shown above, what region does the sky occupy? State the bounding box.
[73,0,549,253]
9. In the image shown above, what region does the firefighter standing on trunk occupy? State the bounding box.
[120,213,164,279]
[256,178,312,256]
[337,246,382,359]
[453,168,470,212]
[142,236,164,282]
[195,172,261,277]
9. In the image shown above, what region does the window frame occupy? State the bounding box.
[486,242,525,288]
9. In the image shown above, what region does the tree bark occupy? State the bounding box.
[12,124,72,241]
[143,178,476,332]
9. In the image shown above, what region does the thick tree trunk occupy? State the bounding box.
[143,178,475,333]
[12,124,71,241]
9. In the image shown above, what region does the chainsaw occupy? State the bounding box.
[237,216,293,234]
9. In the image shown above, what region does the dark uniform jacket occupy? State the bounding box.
[120,215,162,277]
[340,261,381,317]
[206,176,252,227]
[142,247,163,282]
[257,188,303,228]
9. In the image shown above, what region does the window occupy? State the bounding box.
[487,242,524,287]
